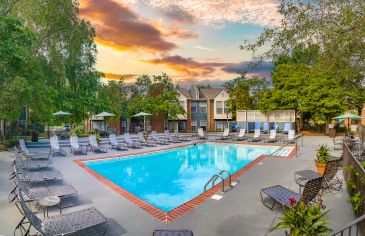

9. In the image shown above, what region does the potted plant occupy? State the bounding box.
[271,198,332,236]
[315,145,330,175]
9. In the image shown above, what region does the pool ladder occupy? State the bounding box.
[204,170,232,193]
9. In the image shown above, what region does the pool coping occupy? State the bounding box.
[74,141,297,223]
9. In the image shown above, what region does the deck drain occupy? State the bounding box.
[211,194,223,200]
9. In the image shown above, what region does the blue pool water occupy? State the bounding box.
[85,143,284,212]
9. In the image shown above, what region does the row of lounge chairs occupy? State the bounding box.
[10,145,109,235]
[198,128,296,144]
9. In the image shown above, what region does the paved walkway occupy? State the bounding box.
[0,136,355,236]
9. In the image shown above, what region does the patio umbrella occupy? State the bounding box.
[95,111,115,131]
[333,113,362,130]
[132,112,152,131]
[52,111,72,116]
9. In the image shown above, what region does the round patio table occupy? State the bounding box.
[39,196,61,218]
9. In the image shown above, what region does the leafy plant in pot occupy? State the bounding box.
[315,145,329,175]
[271,198,332,236]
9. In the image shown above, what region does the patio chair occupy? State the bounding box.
[283,123,291,133]
[150,131,169,145]
[174,131,191,142]
[70,136,88,155]
[14,188,108,236]
[153,230,193,236]
[164,130,182,143]
[124,133,143,148]
[12,153,52,170]
[294,158,342,193]
[198,128,207,139]
[18,139,50,160]
[266,129,279,143]
[260,176,323,210]
[217,128,230,140]
[109,134,128,150]
[50,135,66,157]
[235,129,247,141]
[12,165,63,184]
[250,129,262,142]
[138,132,157,147]
[284,130,296,144]
[89,135,108,153]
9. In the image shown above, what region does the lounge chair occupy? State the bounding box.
[174,131,191,142]
[164,130,181,143]
[153,230,193,236]
[150,131,169,145]
[138,132,157,146]
[12,165,63,184]
[15,188,108,236]
[284,130,296,144]
[283,123,291,133]
[250,129,262,142]
[109,134,128,150]
[294,158,342,193]
[198,128,207,139]
[89,135,108,153]
[50,135,66,157]
[260,176,323,210]
[266,129,279,143]
[235,129,247,141]
[12,153,52,171]
[217,128,230,140]
[124,133,143,148]
[70,136,88,155]
[18,139,50,160]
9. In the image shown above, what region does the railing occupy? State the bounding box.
[342,141,365,234]
[330,214,365,236]
[204,170,232,193]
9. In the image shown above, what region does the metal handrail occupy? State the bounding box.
[204,170,233,193]
[218,170,232,188]
[330,214,365,235]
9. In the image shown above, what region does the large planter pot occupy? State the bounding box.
[315,162,326,175]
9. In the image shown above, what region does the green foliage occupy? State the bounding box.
[271,200,332,236]
[128,73,185,120]
[350,192,363,212]
[223,73,269,118]
[315,145,330,165]
[242,0,365,122]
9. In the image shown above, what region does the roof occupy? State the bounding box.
[178,88,191,99]
[199,88,223,99]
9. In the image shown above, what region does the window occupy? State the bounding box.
[216,101,223,114]
[191,102,197,112]
[179,101,185,110]
[224,101,229,114]
[191,120,197,132]
[200,102,207,113]
[200,120,207,127]
[215,121,224,131]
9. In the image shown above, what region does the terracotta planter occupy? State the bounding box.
[315,162,326,175]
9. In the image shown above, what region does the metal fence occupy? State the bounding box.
[342,140,365,234]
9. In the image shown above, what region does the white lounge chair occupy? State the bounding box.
[236,129,247,141]
[150,131,169,145]
[251,129,262,142]
[109,134,128,150]
[266,129,279,143]
[217,128,230,140]
[70,136,87,155]
[89,135,108,153]
[124,133,143,148]
[285,130,296,144]
[174,131,190,142]
[198,128,207,139]
[138,132,157,146]
[50,136,66,156]
[18,139,50,160]
[164,130,181,143]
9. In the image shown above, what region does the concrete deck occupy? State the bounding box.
[0,136,355,236]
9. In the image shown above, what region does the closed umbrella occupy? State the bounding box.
[132,112,152,131]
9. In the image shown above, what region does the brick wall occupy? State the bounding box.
[186,100,192,132]
[151,113,165,132]
[108,119,121,134]
[209,99,214,130]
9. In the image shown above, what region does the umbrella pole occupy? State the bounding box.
[144,116,146,131]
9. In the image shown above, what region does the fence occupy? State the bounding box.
[342,140,365,234]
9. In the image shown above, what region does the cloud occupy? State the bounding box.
[79,0,177,52]
[150,20,198,39]
[103,72,136,81]
[222,61,274,79]
[159,5,195,24]
[140,0,281,28]
[193,46,215,52]
[143,55,229,77]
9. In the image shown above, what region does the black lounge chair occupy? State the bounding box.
[260,176,323,210]
[294,158,342,193]
[11,165,63,184]
[18,139,51,160]
[12,153,52,170]
[153,229,193,236]
[14,188,108,236]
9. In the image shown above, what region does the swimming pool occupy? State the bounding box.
[83,142,293,213]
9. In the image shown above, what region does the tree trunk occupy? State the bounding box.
[0,120,4,140]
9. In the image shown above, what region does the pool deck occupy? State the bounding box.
[0,136,355,236]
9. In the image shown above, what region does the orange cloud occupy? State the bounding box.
[79,0,177,52]
[144,55,230,77]
[150,20,198,39]
[103,72,136,80]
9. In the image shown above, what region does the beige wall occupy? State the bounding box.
[214,90,232,119]
[177,91,188,120]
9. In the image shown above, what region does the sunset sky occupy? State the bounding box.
[79,0,281,86]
